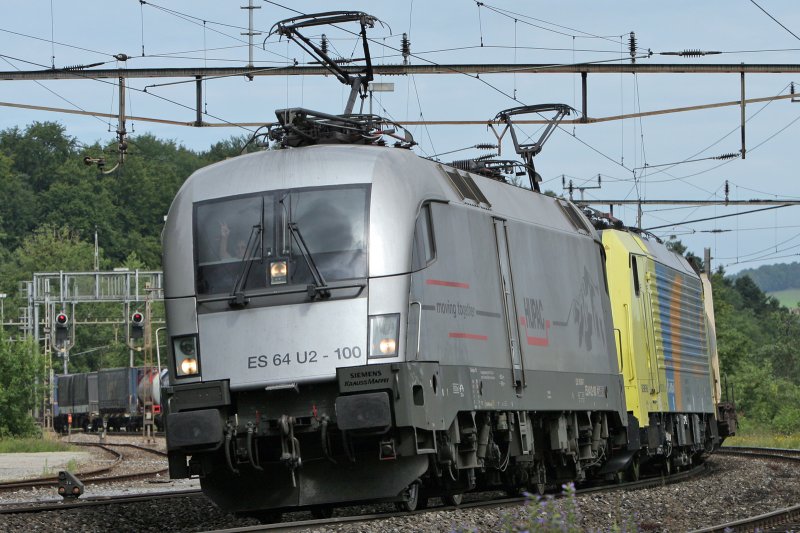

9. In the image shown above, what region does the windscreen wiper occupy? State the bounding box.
[229,223,263,307]
[287,221,331,300]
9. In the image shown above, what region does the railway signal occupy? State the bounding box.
[131,311,145,340]
[54,312,69,346]
[57,470,84,499]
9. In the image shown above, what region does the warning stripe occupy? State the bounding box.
[525,320,551,347]
[449,332,488,341]
[426,279,470,289]
[526,335,549,347]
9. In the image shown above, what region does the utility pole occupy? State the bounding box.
[637,201,643,229]
[241,0,261,78]
[142,290,155,443]
[93,228,99,272]
[117,75,127,166]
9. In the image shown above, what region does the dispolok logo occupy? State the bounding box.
[521,297,551,347]
[523,297,545,331]
[568,267,608,351]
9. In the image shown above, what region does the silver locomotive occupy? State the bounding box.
[162,136,636,515]
[161,11,728,521]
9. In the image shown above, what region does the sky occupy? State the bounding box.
[1,1,800,275]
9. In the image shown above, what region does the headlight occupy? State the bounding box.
[369,314,400,358]
[270,260,288,284]
[173,335,200,377]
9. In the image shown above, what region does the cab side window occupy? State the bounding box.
[411,203,435,271]
[631,255,641,296]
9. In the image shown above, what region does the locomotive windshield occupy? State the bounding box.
[194,184,369,296]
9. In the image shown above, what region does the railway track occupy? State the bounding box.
[687,446,800,533]
[246,465,710,532]
[2,447,797,532]
[0,442,167,492]
[0,460,706,522]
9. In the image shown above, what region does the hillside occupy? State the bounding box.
[735,262,800,293]
[768,288,800,309]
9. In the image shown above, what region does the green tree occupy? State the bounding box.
[0,224,96,293]
[711,268,800,431]
[0,122,78,193]
[0,337,44,437]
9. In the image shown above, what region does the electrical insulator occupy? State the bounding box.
[401,33,411,65]
[629,32,637,63]
[320,34,328,56]
[131,311,145,340]
[724,180,730,204]
[475,143,498,150]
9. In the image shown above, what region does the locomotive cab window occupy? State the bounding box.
[411,203,436,271]
[194,184,370,296]
[631,255,641,296]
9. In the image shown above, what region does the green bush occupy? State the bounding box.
[0,337,44,438]
[773,406,800,435]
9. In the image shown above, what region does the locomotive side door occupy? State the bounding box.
[492,217,524,393]
[632,255,660,396]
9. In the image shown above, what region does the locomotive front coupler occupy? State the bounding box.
[245,422,263,471]
[278,414,302,487]
[224,417,240,475]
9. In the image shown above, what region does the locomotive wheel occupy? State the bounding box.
[310,506,334,519]
[417,492,429,510]
[662,458,672,477]
[627,455,640,481]
[532,462,547,495]
[395,481,421,512]
[442,493,463,506]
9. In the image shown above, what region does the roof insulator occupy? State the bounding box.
[401,33,411,65]
[629,32,637,63]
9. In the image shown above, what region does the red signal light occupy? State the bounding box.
[56,313,68,326]
[131,312,144,324]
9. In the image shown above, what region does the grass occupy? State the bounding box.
[723,418,800,449]
[39,457,79,476]
[0,437,78,453]
[767,288,800,309]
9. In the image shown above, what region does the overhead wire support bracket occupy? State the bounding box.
[267,11,383,114]
[492,103,574,192]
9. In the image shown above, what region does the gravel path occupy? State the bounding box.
[1,453,798,532]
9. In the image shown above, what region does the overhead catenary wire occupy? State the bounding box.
[629,83,794,182]
[262,0,638,174]
[139,0,293,62]
[749,0,800,42]
[0,55,111,129]
[0,54,256,133]
[643,204,796,231]
[3,3,796,204]
[475,1,647,52]
[0,26,114,59]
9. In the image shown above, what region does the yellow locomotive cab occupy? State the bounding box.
[603,229,715,429]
